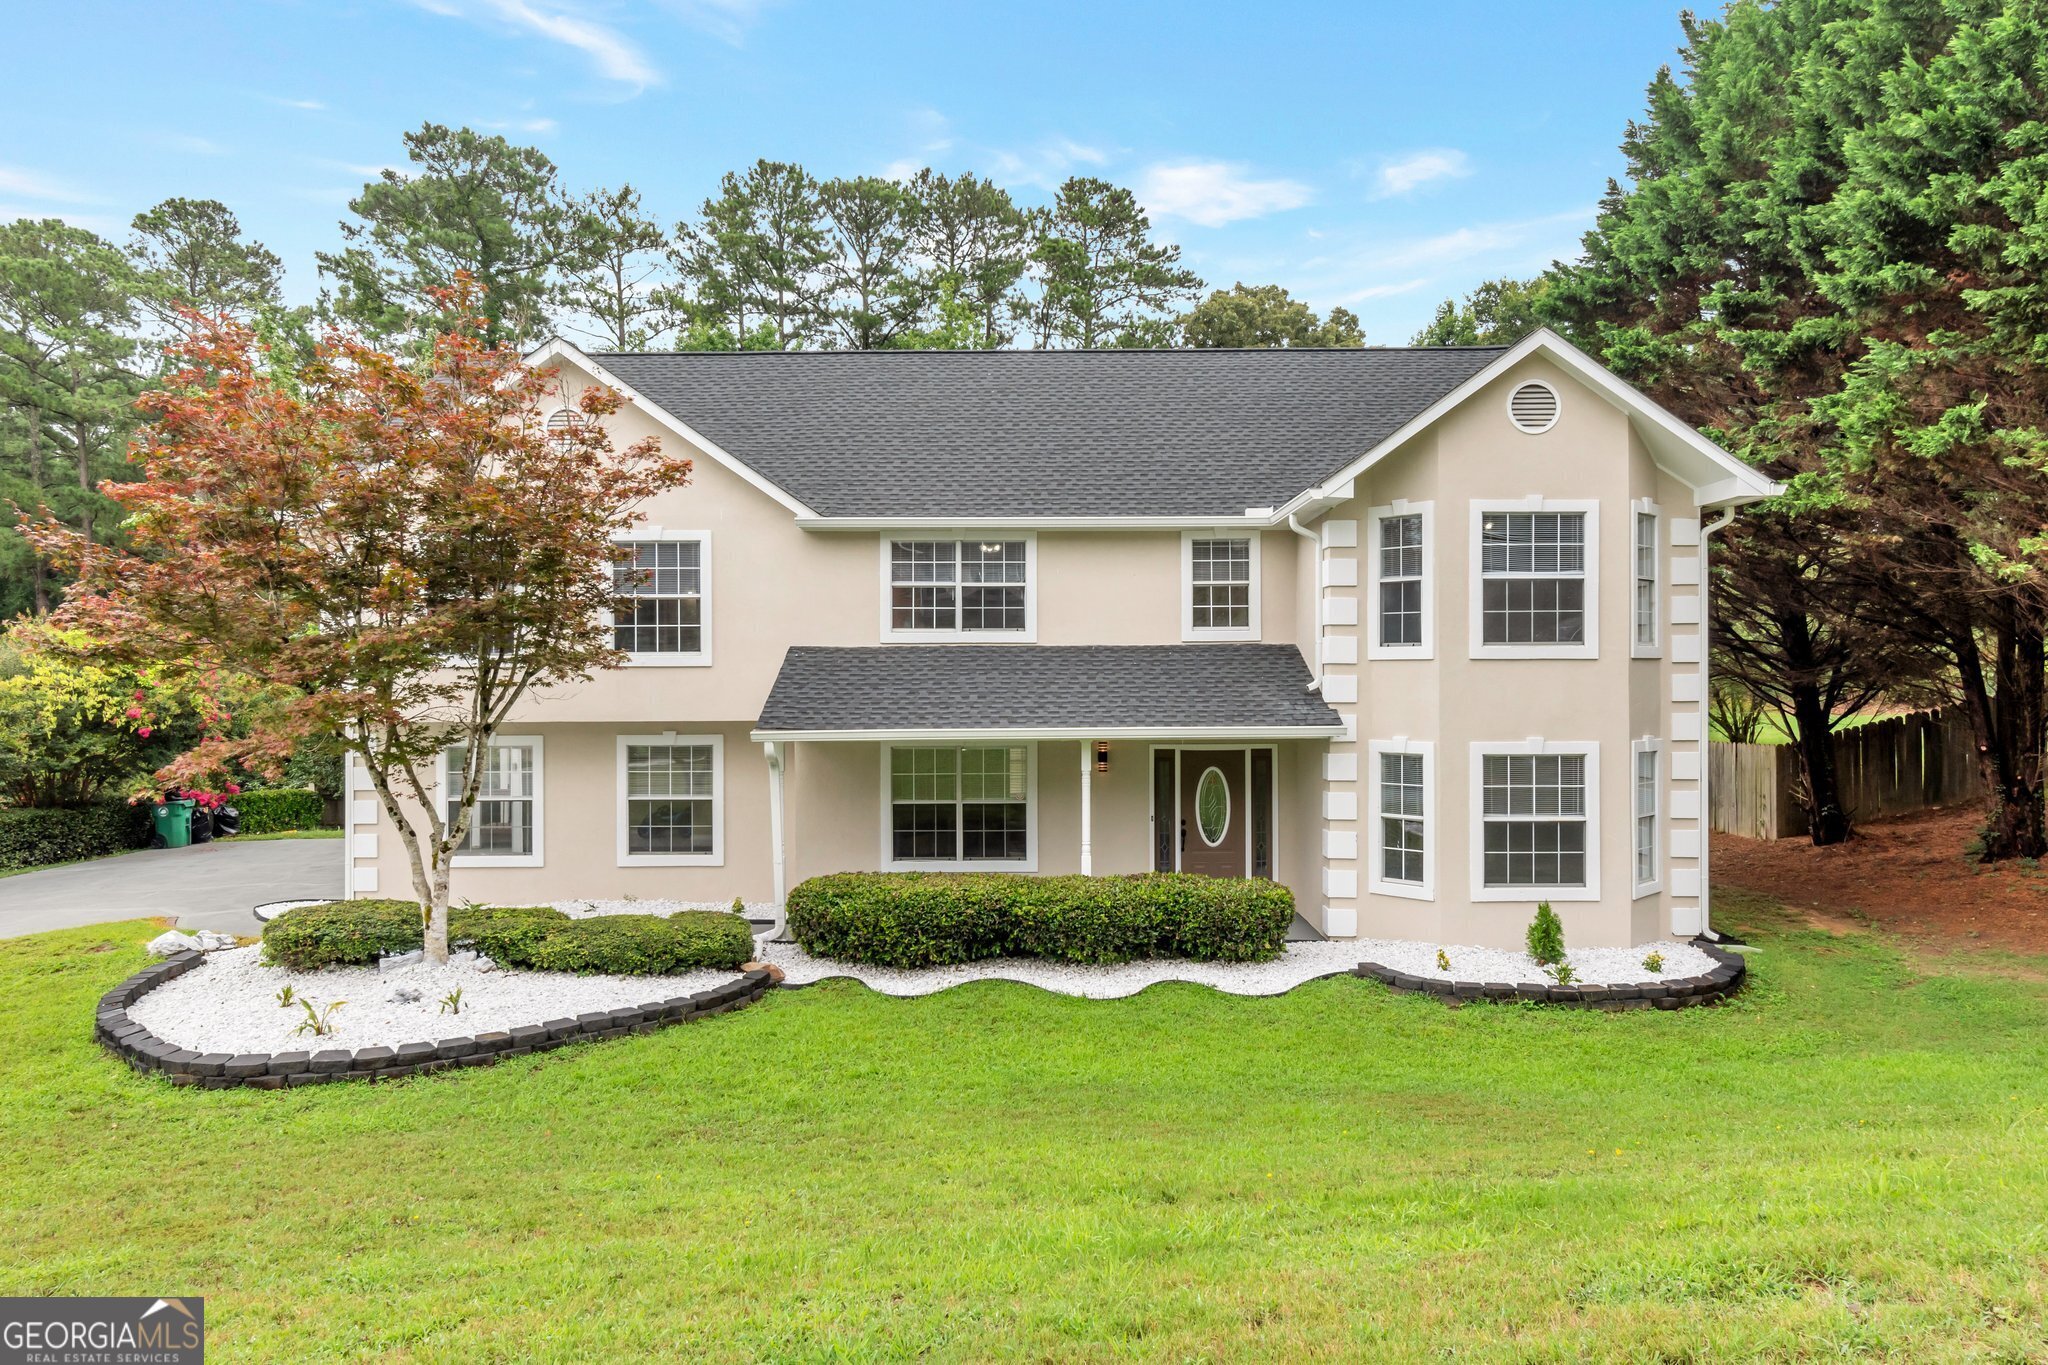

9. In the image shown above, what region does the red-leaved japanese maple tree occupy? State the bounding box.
[31,288,692,960]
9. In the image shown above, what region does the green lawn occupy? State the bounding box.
[4,896,2046,1360]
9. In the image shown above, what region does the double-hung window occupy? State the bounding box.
[613,532,710,664]
[617,735,722,866]
[1368,740,1433,898]
[1632,504,1660,655]
[445,736,543,866]
[1182,533,1260,639]
[1472,741,1600,900]
[1368,503,1431,657]
[886,744,1034,869]
[1632,739,1661,895]
[1471,501,1599,658]
[886,538,1033,639]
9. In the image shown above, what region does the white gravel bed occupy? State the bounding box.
[1357,937,1715,985]
[551,898,778,919]
[752,939,1366,998]
[127,945,742,1054]
[748,936,1712,999]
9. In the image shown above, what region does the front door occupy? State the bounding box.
[1177,750,1247,876]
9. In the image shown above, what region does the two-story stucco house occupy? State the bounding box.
[343,329,1779,950]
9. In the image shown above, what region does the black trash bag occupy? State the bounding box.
[189,806,214,845]
[213,804,242,837]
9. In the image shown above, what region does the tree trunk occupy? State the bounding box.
[27,409,50,613]
[427,862,451,963]
[75,420,95,544]
[1977,614,2048,861]
[1779,609,1851,845]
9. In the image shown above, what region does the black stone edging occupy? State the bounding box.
[94,951,777,1091]
[1354,939,1748,1010]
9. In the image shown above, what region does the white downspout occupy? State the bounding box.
[1079,742,1093,876]
[1288,513,1324,690]
[1696,506,1735,940]
[765,740,787,932]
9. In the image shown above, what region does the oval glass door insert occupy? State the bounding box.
[1195,766,1231,847]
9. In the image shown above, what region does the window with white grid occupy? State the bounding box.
[1480,511,1586,647]
[445,737,542,864]
[1633,509,1659,650]
[887,745,1032,867]
[1378,514,1424,648]
[613,538,705,658]
[888,540,1029,635]
[1190,538,1252,630]
[624,743,717,858]
[1481,752,1588,888]
[1379,752,1425,884]
[1633,742,1659,891]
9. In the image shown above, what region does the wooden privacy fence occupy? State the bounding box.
[1709,708,1982,840]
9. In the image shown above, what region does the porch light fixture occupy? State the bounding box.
[1094,740,1110,774]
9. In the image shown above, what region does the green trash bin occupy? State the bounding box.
[151,798,195,849]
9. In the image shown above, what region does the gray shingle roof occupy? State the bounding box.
[754,644,1342,734]
[591,347,1508,518]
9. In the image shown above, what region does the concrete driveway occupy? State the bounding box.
[0,837,344,939]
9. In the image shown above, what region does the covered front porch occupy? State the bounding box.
[750,644,1346,926]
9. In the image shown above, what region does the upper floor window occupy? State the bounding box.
[1470,500,1599,659]
[1182,532,1261,640]
[613,532,710,665]
[1632,503,1660,655]
[1367,502,1432,658]
[445,735,543,867]
[884,538,1034,640]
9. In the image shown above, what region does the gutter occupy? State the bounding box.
[1695,505,1736,941]
[1287,513,1324,691]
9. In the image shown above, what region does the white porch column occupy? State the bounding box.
[765,740,787,908]
[1079,740,1094,876]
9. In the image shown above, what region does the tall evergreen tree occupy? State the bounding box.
[560,185,671,350]
[126,198,284,341]
[671,161,830,350]
[1022,178,1202,349]
[1183,283,1364,348]
[317,123,575,349]
[818,176,919,349]
[904,170,1034,347]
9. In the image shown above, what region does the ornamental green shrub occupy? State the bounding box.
[1526,902,1566,966]
[231,787,328,834]
[0,801,151,871]
[784,872,1295,969]
[259,900,754,974]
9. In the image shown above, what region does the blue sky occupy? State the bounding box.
[1,0,1690,342]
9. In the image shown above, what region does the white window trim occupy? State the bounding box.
[878,533,1039,644]
[1632,736,1663,897]
[446,734,545,868]
[615,732,724,868]
[1467,738,1601,902]
[879,741,1040,872]
[1631,498,1662,658]
[1367,737,1434,901]
[1468,497,1601,660]
[1180,530,1262,641]
[611,528,713,668]
[1366,500,1434,660]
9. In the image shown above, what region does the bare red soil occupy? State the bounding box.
[1714,804,2048,953]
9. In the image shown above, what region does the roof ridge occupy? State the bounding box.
[591,345,1515,358]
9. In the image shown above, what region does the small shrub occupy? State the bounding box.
[1526,902,1566,967]
[0,801,151,872]
[232,787,327,834]
[785,872,1295,969]
[1547,961,1578,987]
[261,899,421,970]
[1642,950,1666,974]
[1435,948,1451,972]
[260,900,753,975]
[292,998,343,1037]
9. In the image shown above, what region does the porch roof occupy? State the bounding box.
[751,644,1344,742]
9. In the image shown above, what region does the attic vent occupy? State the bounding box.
[1507,381,1560,434]
[545,407,586,448]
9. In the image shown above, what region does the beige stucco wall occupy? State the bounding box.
[350,347,1717,952]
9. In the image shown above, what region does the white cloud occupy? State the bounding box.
[150,132,229,156]
[656,0,776,47]
[412,0,660,92]
[0,165,97,204]
[482,116,560,134]
[1333,277,1429,305]
[986,136,1108,189]
[1136,160,1313,228]
[1372,149,1472,198]
[269,95,326,110]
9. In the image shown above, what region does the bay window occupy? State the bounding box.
[1470,740,1600,900]
[1471,501,1599,658]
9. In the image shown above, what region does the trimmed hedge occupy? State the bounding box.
[233,787,328,834]
[785,872,1295,969]
[261,900,756,975]
[0,801,152,872]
